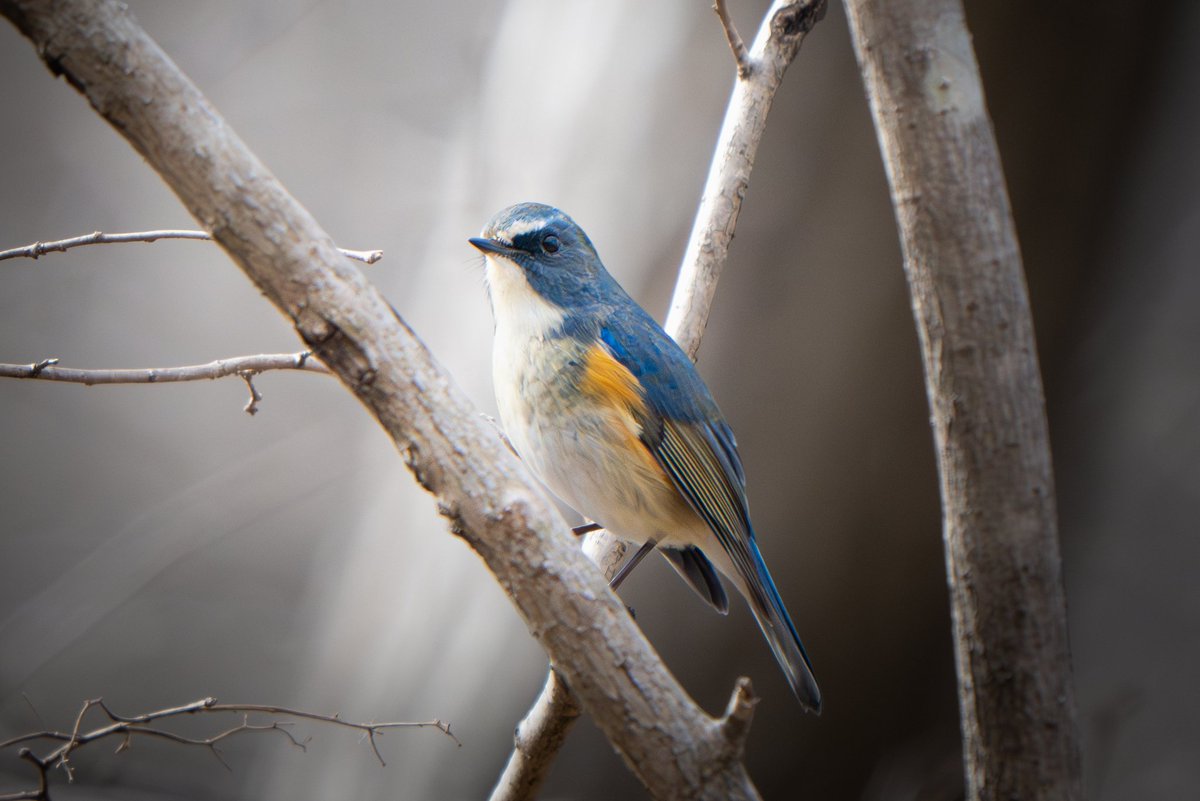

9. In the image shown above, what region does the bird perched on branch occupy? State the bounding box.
[470,202,820,713]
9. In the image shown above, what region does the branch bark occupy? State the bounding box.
[842,1,1082,798]
[1,1,760,798]
[490,3,827,798]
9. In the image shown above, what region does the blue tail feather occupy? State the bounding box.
[744,538,821,713]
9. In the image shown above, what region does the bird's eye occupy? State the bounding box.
[541,234,560,254]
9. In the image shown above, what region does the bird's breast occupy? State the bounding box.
[492,327,696,546]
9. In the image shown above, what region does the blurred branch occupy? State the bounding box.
[843,0,1082,799]
[1,1,765,798]
[713,0,750,77]
[0,229,383,265]
[490,3,827,799]
[0,352,328,414]
[0,696,458,801]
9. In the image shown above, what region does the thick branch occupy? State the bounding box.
[0,2,755,797]
[0,228,383,264]
[488,532,622,801]
[489,4,826,798]
[842,1,1082,799]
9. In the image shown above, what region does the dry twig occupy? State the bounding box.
[0,229,383,264]
[0,352,328,413]
[0,352,326,385]
[0,696,458,801]
[713,0,750,76]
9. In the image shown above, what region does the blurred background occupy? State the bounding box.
[1,1,1196,799]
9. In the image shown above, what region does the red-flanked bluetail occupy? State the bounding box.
[471,203,821,713]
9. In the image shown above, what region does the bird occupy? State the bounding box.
[470,202,820,713]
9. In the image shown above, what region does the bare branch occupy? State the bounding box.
[0,351,323,414]
[240,372,264,415]
[666,0,827,359]
[0,229,383,265]
[0,352,328,384]
[489,3,826,798]
[1,696,458,799]
[1,751,48,801]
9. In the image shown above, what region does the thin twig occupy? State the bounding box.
[0,229,383,265]
[1,751,48,801]
[713,0,750,77]
[489,531,624,801]
[0,352,328,385]
[1,696,458,800]
[240,372,264,415]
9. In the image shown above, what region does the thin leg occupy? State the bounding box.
[609,540,656,591]
[572,521,603,537]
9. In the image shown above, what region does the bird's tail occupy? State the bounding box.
[742,538,821,714]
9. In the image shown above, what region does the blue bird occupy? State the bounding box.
[470,202,820,712]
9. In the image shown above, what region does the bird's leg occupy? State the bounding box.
[572,521,603,537]
[609,540,657,591]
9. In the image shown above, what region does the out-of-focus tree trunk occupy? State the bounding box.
[842,0,1083,798]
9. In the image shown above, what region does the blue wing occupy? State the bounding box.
[595,308,751,542]
[596,306,821,711]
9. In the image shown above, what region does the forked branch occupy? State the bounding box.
[0,696,458,801]
[0,352,328,414]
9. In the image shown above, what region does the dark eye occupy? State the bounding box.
[541,234,560,254]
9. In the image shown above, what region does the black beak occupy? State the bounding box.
[469,237,518,256]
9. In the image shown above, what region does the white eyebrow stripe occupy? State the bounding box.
[495,217,549,240]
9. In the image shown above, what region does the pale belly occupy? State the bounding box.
[494,333,701,548]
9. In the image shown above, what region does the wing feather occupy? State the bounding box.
[595,317,763,606]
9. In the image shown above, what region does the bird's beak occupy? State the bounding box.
[469,237,518,257]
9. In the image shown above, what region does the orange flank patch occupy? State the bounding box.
[578,344,678,501]
[579,344,647,417]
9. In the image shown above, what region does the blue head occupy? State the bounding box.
[469,203,628,322]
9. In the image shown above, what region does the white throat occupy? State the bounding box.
[484,254,566,342]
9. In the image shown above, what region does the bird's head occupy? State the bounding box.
[470,203,612,317]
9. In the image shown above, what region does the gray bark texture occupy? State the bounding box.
[842,0,1083,798]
